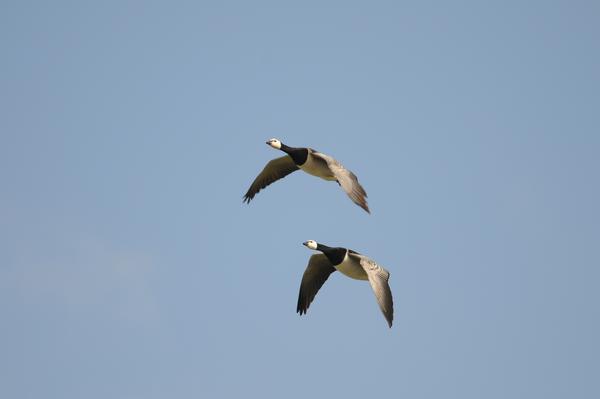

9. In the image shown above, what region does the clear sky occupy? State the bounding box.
[1,1,599,398]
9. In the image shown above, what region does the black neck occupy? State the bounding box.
[279,143,308,166]
[316,244,347,266]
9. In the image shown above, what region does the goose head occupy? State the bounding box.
[266,138,282,149]
[302,240,318,250]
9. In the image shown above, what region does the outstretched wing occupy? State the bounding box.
[297,254,337,315]
[312,152,369,213]
[353,253,394,327]
[243,156,299,203]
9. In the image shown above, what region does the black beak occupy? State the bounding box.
[266,141,271,145]
[302,241,308,246]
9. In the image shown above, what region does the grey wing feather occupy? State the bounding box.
[356,255,394,327]
[297,254,336,315]
[243,156,299,203]
[312,152,370,213]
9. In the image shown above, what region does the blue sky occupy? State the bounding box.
[1,1,599,398]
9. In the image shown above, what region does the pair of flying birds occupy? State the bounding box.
[244,138,394,328]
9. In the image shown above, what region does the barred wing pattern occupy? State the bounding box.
[312,152,369,213]
[354,254,394,327]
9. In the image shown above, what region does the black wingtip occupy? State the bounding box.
[297,298,308,315]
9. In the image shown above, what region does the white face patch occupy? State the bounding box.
[304,240,318,250]
[266,138,282,149]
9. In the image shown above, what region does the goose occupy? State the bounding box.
[297,240,394,327]
[243,139,369,213]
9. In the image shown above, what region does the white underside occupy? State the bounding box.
[335,252,368,280]
[299,154,337,181]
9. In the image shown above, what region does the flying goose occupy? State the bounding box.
[243,139,370,213]
[298,240,394,327]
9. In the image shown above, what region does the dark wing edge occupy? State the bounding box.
[243,156,299,203]
[297,254,336,315]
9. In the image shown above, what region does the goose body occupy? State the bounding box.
[297,151,337,181]
[334,251,369,280]
[243,139,369,213]
[297,240,394,328]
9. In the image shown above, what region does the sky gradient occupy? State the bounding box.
[1,1,599,398]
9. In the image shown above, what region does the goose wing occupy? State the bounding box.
[351,253,394,327]
[312,152,369,213]
[243,156,299,203]
[297,254,337,315]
